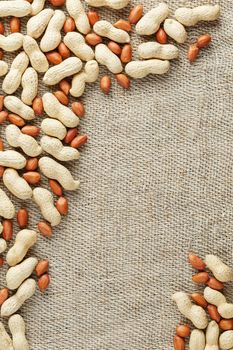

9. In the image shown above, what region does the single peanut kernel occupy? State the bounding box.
[71,102,85,118]
[173,335,185,350]
[17,208,29,229]
[36,260,49,277]
[191,293,208,308]
[0,22,4,35]
[0,139,4,151]
[49,179,63,196]
[197,34,212,48]
[63,16,76,33]
[120,44,132,63]
[87,11,100,26]
[0,166,5,177]
[58,42,71,59]
[59,79,71,95]
[0,288,9,305]
[0,49,4,60]
[219,319,233,331]
[7,113,25,127]
[188,44,199,63]
[100,76,111,94]
[0,111,7,124]
[115,74,130,89]
[188,253,206,270]
[85,33,102,46]
[38,274,50,292]
[38,221,53,237]
[56,196,68,215]
[32,97,44,115]
[2,219,13,241]
[23,171,41,184]
[71,135,88,149]
[156,28,168,44]
[0,258,4,267]
[46,51,63,65]
[207,277,224,290]
[207,304,221,322]
[53,91,69,105]
[128,4,143,24]
[107,41,122,56]
[25,158,38,171]
[10,17,21,33]
[0,96,4,112]
[48,0,65,6]
[176,325,190,338]
[114,19,132,32]
[64,128,78,144]
[21,125,40,137]
[192,272,209,284]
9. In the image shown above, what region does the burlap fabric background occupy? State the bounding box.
[0,0,232,349]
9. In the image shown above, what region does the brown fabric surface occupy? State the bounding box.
[0,0,232,349]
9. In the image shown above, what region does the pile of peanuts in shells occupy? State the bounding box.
[0,0,221,348]
[173,254,233,350]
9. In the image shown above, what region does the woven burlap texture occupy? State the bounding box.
[0,0,232,349]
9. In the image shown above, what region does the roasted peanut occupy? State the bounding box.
[63,17,76,33]
[219,319,233,331]
[56,196,68,215]
[108,41,122,56]
[116,74,130,89]
[114,19,131,32]
[71,134,88,148]
[120,44,132,62]
[100,75,111,94]
[2,220,13,241]
[17,209,28,229]
[197,34,212,48]
[188,44,199,63]
[87,11,100,26]
[58,42,71,58]
[21,126,40,137]
[176,324,190,338]
[207,304,221,322]
[156,28,167,44]
[0,289,9,306]
[7,114,25,127]
[36,260,49,277]
[0,111,8,124]
[53,91,69,105]
[173,335,185,350]
[38,221,53,237]
[191,293,208,308]
[71,102,85,117]
[64,128,78,144]
[59,79,71,95]
[23,172,41,185]
[25,158,38,171]
[46,51,63,65]
[188,253,206,270]
[38,274,50,292]
[85,33,102,46]
[49,179,63,196]
[192,272,209,284]
[128,5,143,24]
[10,17,21,33]
[32,96,44,115]
[207,277,224,291]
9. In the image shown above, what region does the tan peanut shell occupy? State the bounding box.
[41,118,67,140]
[136,3,169,35]
[70,60,99,97]
[94,20,130,43]
[204,287,226,307]
[1,279,36,317]
[138,42,179,60]
[204,321,219,350]
[27,9,54,39]
[0,238,7,254]
[163,19,187,44]
[0,322,14,350]
[9,314,29,350]
[42,93,79,127]
[23,35,49,73]
[95,44,123,74]
[0,1,31,17]
[3,169,32,200]
[31,0,46,16]
[43,57,82,85]
[205,254,233,282]
[21,67,38,105]
[6,125,42,157]
[125,59,170,79]
[40,10,66,52]
[175,5,220,26]
[66,0,90,34]
[2,52,29,94]
[189,329,205,350]
[33,187,61,226]
[0,150,26,170]
[0,33,24,52]
[219,330,233,350]
[6,257,38,290]
[0,61,8,77]
[172,291,208,329]
[41,136,80,161]
[85,0,129,10]
[39,156,80,191]
[64,32,94,61]
[0,188,15,219]
[4,96,35,120]
[6,230,37,266]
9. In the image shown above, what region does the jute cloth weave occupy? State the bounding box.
[0,0,232,349]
